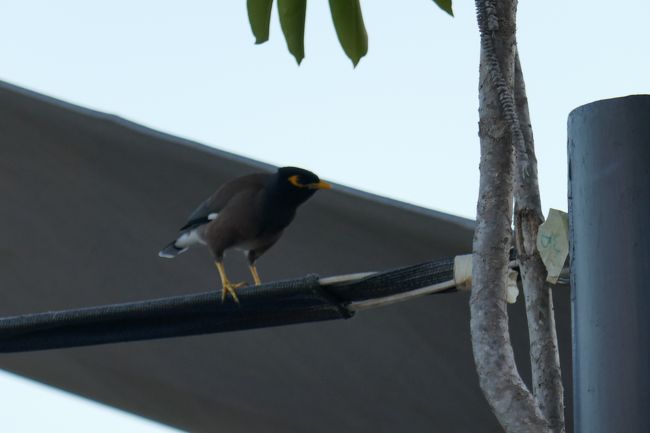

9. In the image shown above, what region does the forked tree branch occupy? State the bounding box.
[471,1,553,432]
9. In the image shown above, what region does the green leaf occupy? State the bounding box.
[247,0,274,44]
[328,0,368,67]
[432,0,454,16]
[277,0,307,64]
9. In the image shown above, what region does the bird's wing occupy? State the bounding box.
[179,173,270,231]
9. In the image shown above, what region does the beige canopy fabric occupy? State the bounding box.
[0,81,572,433]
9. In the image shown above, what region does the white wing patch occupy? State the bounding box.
[175,228,206,248]
[208,213,219,221]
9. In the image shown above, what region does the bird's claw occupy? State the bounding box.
[220,281,246,304]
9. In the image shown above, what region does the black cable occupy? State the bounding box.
[0,257,459,353]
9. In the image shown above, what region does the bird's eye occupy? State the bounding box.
[288,175,306,188]
[288,174,331,190]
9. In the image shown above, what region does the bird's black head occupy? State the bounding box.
[270,166,331,206]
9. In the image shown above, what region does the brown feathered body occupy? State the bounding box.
[159,167,327,265]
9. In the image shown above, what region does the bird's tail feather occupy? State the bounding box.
[158,241,188,258]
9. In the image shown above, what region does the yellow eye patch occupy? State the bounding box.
[288,175,332,190]
[288,175,305,188]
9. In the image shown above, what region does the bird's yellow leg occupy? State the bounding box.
[215,261,246,303]
[248,264,262,286]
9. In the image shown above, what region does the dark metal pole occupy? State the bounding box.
[568,95,650,433]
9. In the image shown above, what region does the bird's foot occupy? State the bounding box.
[220,281,246,304]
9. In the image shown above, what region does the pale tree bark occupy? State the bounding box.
[471,0,564,432]
[513,52,565,433]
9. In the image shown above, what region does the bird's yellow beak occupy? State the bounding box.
[309,180,332,190]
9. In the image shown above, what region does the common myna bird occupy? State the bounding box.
[159,166,331,302]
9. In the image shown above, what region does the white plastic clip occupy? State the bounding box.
[506,269,519,304]
[454,254,518,303]
[453,254,473,291]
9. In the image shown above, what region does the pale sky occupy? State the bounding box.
[1,0,648,431]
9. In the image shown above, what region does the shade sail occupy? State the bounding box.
[0,81,572,433]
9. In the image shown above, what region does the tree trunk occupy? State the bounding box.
[470,1,551,432]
